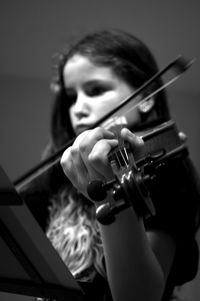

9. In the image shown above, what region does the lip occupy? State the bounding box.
[75,123,93,134]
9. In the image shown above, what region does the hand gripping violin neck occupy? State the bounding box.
[87,119,188,225]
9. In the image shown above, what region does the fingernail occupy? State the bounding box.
[123,128,143,144]
[122,127,132,137]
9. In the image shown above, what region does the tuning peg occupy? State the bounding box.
[87,179,116,202]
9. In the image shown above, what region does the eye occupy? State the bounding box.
[87,85,108,97]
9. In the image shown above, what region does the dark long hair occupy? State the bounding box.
[48,29,170,156]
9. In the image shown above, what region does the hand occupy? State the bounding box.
[60,127,144,199]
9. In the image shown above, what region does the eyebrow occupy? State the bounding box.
[65,78,114,90]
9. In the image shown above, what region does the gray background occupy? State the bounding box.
[0,0,200,300]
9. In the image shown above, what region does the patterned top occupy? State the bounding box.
[22,155,199,301]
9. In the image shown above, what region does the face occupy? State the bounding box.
[63,55,141,135]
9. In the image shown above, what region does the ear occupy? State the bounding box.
[138,98,155,114]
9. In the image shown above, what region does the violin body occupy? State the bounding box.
[87,120,188,224]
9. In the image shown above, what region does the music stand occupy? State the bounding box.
[0,165,84,301]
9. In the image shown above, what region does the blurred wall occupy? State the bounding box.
[0,0,200,300]
[0,75,51,181]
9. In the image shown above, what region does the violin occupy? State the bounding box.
[87,118,188,224]
[13,56,195,224]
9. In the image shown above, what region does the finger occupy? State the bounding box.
[70,135,89,180]
[78,127,116,170]
[70,128,113,181]
[87,139,118,179]
[79,127,115,156]
[60,146,77,183]
[121,127,144,147]
[61,128,117,192]
[121,128,145,157]
[61,145,90,193]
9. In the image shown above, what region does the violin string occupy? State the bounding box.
[115,149,122,168]
[123,147,129,164]
[114,148,129,170]
[114,124,129,170]
[119,149,129,168]
[116,123,127,168]
[107,121,128,170]
[119,122,129,166]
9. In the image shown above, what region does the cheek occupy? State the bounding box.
[91,100,112,116]
[92,93,125,121]
[100,91,124,111]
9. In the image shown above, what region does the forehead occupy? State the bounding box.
[63,54,117,86]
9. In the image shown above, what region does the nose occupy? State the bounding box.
[73,93,90,119]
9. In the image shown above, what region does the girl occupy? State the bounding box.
[22,29,200,301]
